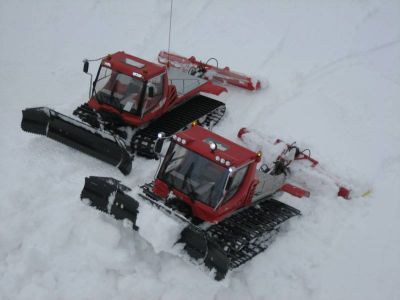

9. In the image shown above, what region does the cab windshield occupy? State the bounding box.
[158,143,229,208]
[93,66,144,114]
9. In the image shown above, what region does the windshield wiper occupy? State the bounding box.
[182,163,198,201]
[109,83,123,111]
[182,163,193,190]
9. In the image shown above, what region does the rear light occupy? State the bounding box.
[338,187,351,199]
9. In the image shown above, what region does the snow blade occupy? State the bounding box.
[81,176,139,230]
[21,107,132,175]
[179,226,230,281]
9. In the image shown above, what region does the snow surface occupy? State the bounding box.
[1,0,400,299]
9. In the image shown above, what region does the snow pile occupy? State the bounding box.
[1,0,400,299]
[136,197,186,255]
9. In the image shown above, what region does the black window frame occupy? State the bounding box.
[157,142,230,208]
[141,73,165,116]
[92,65,147,116]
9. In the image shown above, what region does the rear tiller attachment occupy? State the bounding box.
[237,127,352,199]
[158,51,261,91]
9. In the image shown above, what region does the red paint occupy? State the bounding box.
[274,138,319,167]
[237,127,249,139]
[86,51,226,127]
[244,179,259,205]
[280,184,310,198]
[153,179,169,199]
[104,51,165,81]
[294,153,319,167]
[152,126,261,223]
[175,125,258,168]
[338,187,351,199]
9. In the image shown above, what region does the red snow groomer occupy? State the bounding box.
[21,51,260,175]
[80,125,346,280]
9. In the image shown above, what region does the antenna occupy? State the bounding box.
[167,0,174,67]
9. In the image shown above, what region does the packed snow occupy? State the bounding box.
[1,0,400,299]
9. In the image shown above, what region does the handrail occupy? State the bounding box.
[168,78,202,94]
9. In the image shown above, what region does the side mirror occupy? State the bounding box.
[154,132,165,155]
[148,85,154,98]
[83,60,89,73]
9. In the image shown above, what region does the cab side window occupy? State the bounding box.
[143,73,164,114]
[223,166,248,203]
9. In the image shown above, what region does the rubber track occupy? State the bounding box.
[73,96,225,158]
[205,199,300,269]
[140,182,300,271]
[132,95,225,157]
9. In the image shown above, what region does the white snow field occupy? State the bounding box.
[1,0,400,299]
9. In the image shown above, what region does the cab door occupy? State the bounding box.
[141,73,165,116]
[216,165,249,217]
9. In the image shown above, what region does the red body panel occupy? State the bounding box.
[87,51,226,127]
[104,51,165,81]
[175,126,258,169]
[153,179,169,198]
[153,126,261,223]
[280,184,310,198]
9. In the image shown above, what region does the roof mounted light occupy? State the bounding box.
[210,142,217,152]
[181,139,187,145]
[220,158,225,164]
[177,137,182,143]
[225,161,231,167]
[215,156,220,161]
[172,135,177,140]
[125,58,145,68]
[132,71,143,78]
